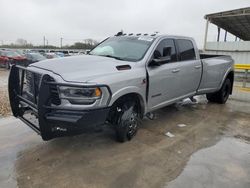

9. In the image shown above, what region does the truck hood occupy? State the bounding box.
[30,55,132,82]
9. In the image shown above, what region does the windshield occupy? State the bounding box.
[3,51,20,57]
[89,36,155,61]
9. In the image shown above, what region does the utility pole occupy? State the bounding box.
[43,36,46,48]
[46,39,48,46]
[60,37,63,48]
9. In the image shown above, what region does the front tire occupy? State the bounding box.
[113,100,140,142]
[206,78,231,104]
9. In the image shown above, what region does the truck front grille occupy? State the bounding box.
[25,71,42,103]
[48,77,61,105]
[25,72,61,106]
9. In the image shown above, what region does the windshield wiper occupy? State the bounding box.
[100,55,125,61]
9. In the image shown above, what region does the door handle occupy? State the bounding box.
[172,69,180,73]
[195,65,201,69]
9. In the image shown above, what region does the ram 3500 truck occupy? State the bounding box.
[9,34,234,142]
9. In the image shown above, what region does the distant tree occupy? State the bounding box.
[16,38,28,46]
[84,39,98,46]
[69,40,98,49]
[0,38,99,50]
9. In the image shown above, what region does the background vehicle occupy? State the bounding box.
[0,50,27,68]
[9,34,234,142]
[77,51,86,55]
[0,50,10,68]
[25,52,47,65]
[44,52,60,59]
[55,52,65,57]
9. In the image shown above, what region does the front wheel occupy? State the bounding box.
[114,100,140,142]
[206,78,231,104]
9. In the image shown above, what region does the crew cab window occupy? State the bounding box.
[155,39,177,62]
[176,39,196,61]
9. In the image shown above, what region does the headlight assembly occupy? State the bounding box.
[58,86,102,104]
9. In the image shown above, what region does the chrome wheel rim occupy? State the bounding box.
[127,111,138,137]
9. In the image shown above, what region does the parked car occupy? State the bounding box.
[9,34,234,142]
[77,51,86,55]
[61,50,70,56]
[44,52,59,59]
[55,52,65,57]
[85,49,91,54]
[0,50,27,68]
[24,53,47,65]
[0,50,10,68]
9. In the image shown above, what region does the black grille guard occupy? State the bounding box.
[8,65,112,140]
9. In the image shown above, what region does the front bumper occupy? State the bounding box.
[8,65,111,140]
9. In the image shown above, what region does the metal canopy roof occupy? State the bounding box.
[205,7,250,41]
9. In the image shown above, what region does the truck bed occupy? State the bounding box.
[197,53,234,94]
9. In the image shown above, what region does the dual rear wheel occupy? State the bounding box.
[206,78,232,104]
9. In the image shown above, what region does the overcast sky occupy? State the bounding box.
[0,0,249,48]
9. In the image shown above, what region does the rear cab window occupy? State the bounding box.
[176,39,196,61]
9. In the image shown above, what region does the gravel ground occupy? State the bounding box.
[0,69,11,117]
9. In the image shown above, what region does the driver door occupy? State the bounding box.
[147,38,181,111]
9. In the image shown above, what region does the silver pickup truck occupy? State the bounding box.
[9,34,234,142]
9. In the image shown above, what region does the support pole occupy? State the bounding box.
[217,27,221,42]
[203,19,209,51]
[224,31,227,42]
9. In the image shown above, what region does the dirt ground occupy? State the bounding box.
[0,69,250,188]
[0,69,11,117]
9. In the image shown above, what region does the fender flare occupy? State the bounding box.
[108,86,147,115]
[218,68,234,90]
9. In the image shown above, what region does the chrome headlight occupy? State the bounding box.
[58,86,102,104]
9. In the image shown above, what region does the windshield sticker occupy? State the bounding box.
[138,37,154,42]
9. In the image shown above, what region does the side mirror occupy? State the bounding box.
[149,56,171,67]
